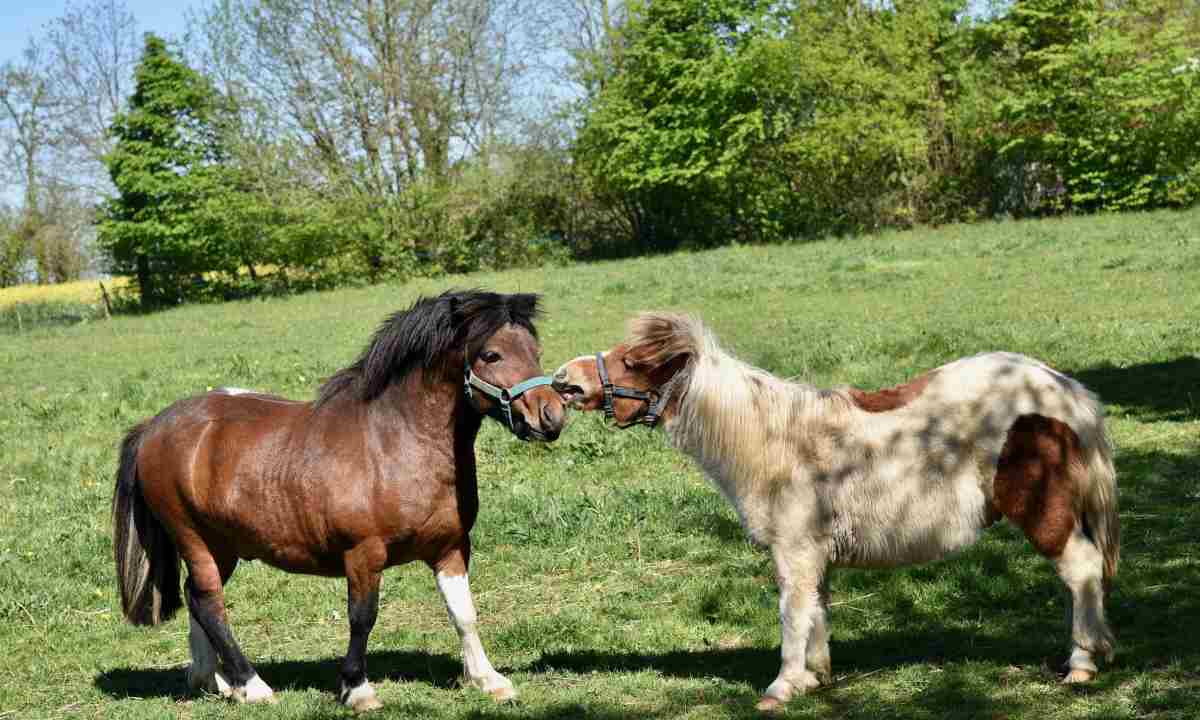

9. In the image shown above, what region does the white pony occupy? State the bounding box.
[553,313,1118,711]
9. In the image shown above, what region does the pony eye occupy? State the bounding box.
[480,351,501,364]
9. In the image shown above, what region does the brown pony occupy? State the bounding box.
[112,290,565,712]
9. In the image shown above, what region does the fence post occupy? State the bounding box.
[99,282,113,319]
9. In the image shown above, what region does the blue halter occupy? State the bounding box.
[463,358,554,432]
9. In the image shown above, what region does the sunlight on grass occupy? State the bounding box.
[1,208,1198,719]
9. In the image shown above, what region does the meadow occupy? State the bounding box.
[1,209,1198,719]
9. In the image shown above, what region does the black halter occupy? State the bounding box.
[595,352,685,428]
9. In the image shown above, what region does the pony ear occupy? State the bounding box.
[507,293,541,321]
[446,294,464,323]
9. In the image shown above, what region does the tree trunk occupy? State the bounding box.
[136,253,153,310]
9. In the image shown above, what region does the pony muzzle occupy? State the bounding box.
[464,362,560,440]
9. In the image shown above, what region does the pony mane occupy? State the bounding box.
[625,312,707,371]
[316,289,541,406]
[628,312,826,473]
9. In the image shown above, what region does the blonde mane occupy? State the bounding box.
[626,312,838,540]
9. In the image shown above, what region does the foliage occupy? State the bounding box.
[0,204,29,287]
[97,34,237,308]
[575,0,788,250]
[575,0,1200,251]
[776,0,968,233]
[2,208,1200,717]
[985,0,1200,212]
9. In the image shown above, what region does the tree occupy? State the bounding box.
[0,45,56,221]
[574,0,797,250]
[985,0,1200,212]
[0,203,30,287]
[1,43,92,284]
[98,34,234,307]
[41,0,141,194]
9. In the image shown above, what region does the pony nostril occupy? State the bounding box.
[541,402,563,429]
[551,369,569,389]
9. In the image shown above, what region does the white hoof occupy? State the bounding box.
[230,674,277,704]
[340,679,383,713]
[467,673,517,703]
[756,672,820,711]
[1063,647,1099,683]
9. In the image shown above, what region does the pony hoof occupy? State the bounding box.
[350,696,384,713]
[231,674,277,704]
[468,673,517,703]
[755,695,785,713]
[1062,668,1096,684]
[341,681,383,713]
[488,684,518,704]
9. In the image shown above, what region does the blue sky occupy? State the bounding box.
[1,0,193,65]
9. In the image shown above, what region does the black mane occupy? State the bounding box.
[316,289,541,406]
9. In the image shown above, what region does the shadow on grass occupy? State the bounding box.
[94,648,463,701]
[538,443,1200,712]
[1071,356,1200,423]
[95,445,1200,716]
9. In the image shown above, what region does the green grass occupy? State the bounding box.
[2,209,1199,719]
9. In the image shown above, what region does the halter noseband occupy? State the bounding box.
[595,352,684,428]
[463,358,554,432]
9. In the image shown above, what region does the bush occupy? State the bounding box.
[985,0,1200,213]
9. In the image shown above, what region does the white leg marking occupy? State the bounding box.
[340,678,382,713]
[217,387,255,396]
[436,572,516,702]
[214,670,231,696]
[186,615,219,693]
[1055,529,1114,683]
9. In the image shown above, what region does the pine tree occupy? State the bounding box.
[98,34,231,308]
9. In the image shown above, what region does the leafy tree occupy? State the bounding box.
[575,0,789,250]
[0,203,30,287]
[985,0,1200,211]
[776,0,967,233]
[98,34,235,307]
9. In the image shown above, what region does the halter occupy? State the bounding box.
[463,358,554,432]
[595,352,685,428]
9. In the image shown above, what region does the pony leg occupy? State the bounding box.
[433,543,515,702]
[339,543,385,713]
[805,579,832,684]
[1054,528,1115,682]
[185,560,275,704]
[757,544,827,712]
[187,556,236,695]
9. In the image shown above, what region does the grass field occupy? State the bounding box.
[1,209,1198,719]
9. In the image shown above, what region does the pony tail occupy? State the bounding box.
[1079,422,1120,586]
[1063,388,1120,587]
[112,423,182,626]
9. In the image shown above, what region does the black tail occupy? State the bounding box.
[112,422,182,626]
